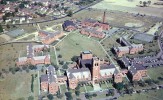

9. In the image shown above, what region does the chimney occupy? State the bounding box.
[102,11,106,23]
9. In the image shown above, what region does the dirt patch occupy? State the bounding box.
[125,22,144,28]
[0,34,11,43]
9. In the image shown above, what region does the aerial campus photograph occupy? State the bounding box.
[1,0,163,100]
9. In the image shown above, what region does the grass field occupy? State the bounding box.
[0,43,39,71]
[0,71,39,100]
[56,31,106,61]
[147,67,163,84]
[119,89,163,100]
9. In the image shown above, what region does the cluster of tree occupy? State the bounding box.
[62,63,68,69]
[31,74,34,92]
[158,76,163,81]
[56,90,63,99]
[65,92,73,100]
[139,1,151,7]
[114,82,124,90]
[106,89,114,96]
[76,0,95,6]
[85,93,97,99]
[71,55,78,62]
[58,54,62,58]
[47,94,54,100]
[0,24,3,33]
[66,10,73,17]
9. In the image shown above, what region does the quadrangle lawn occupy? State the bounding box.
[56,31,106,61]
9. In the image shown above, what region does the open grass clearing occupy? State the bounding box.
[147,67,163,84]
[0,71,39,100]
[119,89,163,100]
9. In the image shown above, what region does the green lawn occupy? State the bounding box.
[60,84,67,94]
[50,47,57,65]
[80,86,86,93]
[85,85,94,91]
[118,89,163,100]
[147,67,163,84]
[56,31,106,61]
[100,83,108,90]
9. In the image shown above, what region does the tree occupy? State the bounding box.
[67,10,73,17]
[2,15,6,22]
[6,24,10,29]
[75,90,80,96]
[19,3,25,9]
[65,92,73,100]
[114,82,124,90]
[139,1,142,5]
[147,1,151,6]
[71,56,78,62]
[143,1,147,7]
[62,64,68,69]
[58,54,62,58]
[47,94,54,100]
[28,96,34,100]
[0,24,3,33]
[92,93,97,97]
[15,8,18,12]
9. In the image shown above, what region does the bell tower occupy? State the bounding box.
[92,57,100,81]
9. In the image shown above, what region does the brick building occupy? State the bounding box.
[62,20,77,32]
[38,30,64,45]
[67,51,123,89]
[114,37,143,57]
[127,64,147,81]
[40,65,67,94]
[16,44,50,66]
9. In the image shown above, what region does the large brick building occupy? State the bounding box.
[40,65,67,94]
[62,11,110,39]
[114,37,143,57]
[67,51,123,89]
[120,57,147,82]
[38,30,64,45]
[16,44,50,66]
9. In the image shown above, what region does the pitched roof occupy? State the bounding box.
[63,20,76,28]
[41,74,48,82]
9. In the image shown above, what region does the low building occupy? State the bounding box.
[38,30,64,44]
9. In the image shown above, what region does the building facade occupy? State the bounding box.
[16,44,50,66]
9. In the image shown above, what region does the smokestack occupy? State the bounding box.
[102,11,106,23]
